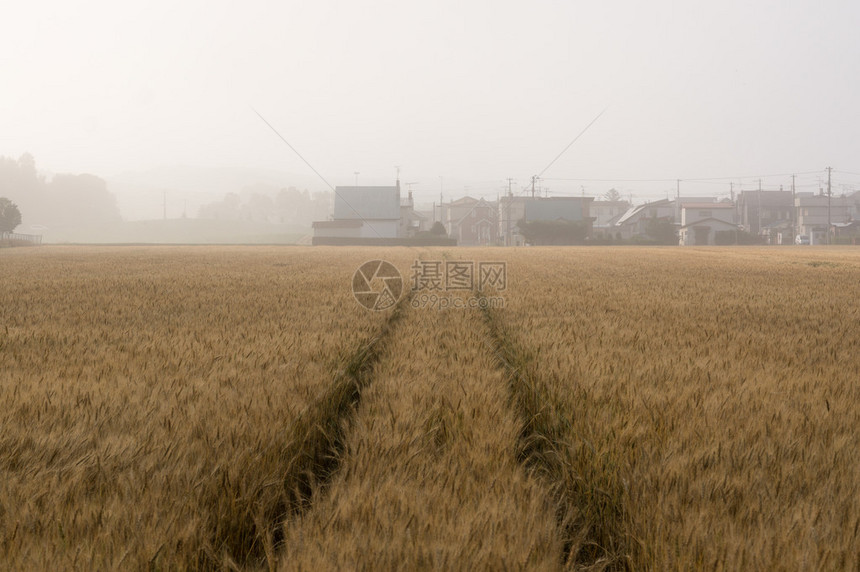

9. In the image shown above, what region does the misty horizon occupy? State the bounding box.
[4,2,860,212]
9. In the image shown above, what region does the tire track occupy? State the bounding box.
[479,303,632,570]
[204,293,411,569]
[279,296,562,568]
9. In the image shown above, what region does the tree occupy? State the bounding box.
[518,219,588,245]
[603,188,623,202]
[429,221,447,236]
[0,197,22,233]
[644,215,677,245]
[47,173,121,226]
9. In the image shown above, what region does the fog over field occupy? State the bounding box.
[3,4,860,568]
[3,0,860,230]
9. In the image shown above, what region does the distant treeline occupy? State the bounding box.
[197,185,332,227]
[0,154,121,232]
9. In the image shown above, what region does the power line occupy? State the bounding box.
[833,169,860,177]
[537,107,608,178]
[251,107,383,238]
[543,169,824,184]
[542,177,675,183]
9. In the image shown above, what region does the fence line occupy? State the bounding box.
[0,232,42,245]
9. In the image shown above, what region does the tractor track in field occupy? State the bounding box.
[479,303,632,570]
[211,292,411,568]
[277,294,411,513]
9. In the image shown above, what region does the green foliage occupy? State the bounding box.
[0,197,22,233]
[429,221,447,236]
[518,219,588,245]
[602,188,623,202]
[715,229,763,245]
[644,216,677,245]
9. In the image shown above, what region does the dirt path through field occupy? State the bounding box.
[278,301,562,569]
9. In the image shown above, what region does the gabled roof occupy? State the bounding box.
[453,197,497,225]
[333,186,400,220]
[312,219,363,229]
[679,217,739,230]
[738,190,794,207]
[615,199,671,226]
[524,197,588,222]
[449,196,479,206]
[682,202,734,209]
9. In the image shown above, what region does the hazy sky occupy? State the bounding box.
[4,0,860,207]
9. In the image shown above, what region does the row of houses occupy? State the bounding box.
[312,181,860,246]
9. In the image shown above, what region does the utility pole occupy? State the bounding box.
[505,178,514,247]
[438,176,444,230]
[791,174,797,240]
[827,166,832,245]
[733,181,739,245]
[757,179,762,237]
[675,179,680,224]
[531,175,536,198]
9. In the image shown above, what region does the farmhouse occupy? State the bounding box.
[312,182,403,244]
[737,190,794,243]
[439,196,498,246]
[590,199,630,239]
[614,197,713,241]
[795,192,854,245]
[678,202,737,245]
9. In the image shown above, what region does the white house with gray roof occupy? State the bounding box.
[313,183,402,240]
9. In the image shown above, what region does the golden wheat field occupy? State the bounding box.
[1,245,859,570]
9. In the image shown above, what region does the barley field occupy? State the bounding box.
[1,245,859,570]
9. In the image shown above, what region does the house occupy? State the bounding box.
[678,202,737,245]
[312,182,402,243]
[614,197,713,241]
[498,195,529,246]
[795,192,853,245]
[516,196,595,245]
[399,191,427,238]
[737,190,795,242]
[590,199,630,239]
[440,196,498,246]
[522,196,593,224]
[831,221,860,244]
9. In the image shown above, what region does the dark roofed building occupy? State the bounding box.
[737,190,794,238]
[523,196,593,223]
[313,183,402,242]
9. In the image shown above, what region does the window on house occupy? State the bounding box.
[698,210,712,218]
